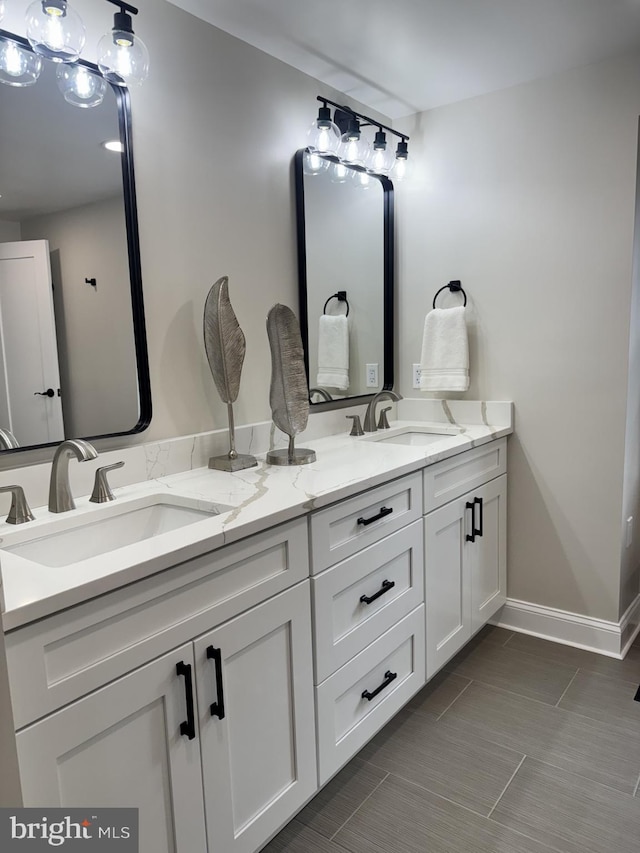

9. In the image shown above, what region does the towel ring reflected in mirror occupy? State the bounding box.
[432,280,468,309]
[323,291,350,317]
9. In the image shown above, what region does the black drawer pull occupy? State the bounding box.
[207,645,226,719]
[361,670,397,702]
[474,496,483,538]
[465,501,475,542]
[360,579,395,605]
[176,661,196,740]
[357,506,393,526]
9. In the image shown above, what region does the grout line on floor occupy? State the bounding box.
[554,668,580,707]
[436,678,474,720]
[487,755,526,819]
[500,631,515,647]
[634,770,640,798]
[328,771,390,841]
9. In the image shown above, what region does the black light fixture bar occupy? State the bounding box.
[316,95,409,144]
[104,0,139,15]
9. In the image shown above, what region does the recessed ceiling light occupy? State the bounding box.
[101,139,123,153]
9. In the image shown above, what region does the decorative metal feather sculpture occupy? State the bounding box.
[203,276,257,471]
[266,304,316,465]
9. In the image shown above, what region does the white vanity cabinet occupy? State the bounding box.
[6,519,317,853]
[424,438,507,678]
[309,472,426,785]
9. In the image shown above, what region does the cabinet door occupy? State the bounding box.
[424,497,472,679]
[471,474,507,632]
[16,644,207,853]
[194,582,317,853]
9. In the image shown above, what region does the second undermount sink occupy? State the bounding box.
[2,493,232,568]
[363,424,463,447]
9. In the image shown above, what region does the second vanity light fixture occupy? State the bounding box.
[307,96,411,182]
[0,0,148,106]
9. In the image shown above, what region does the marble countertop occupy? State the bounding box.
[0,403,512,631]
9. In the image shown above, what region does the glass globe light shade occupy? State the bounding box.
[329,160,350,184]
[367,131,394,174]
[306,106,341,156]
[339,120,367,166]
[302,150,329,177]
[97,23,149,87]
[391,140,411,182]
[25,0,86,63]
[0,37,43,86]
[351,168,372,190]
[56,63,106,108]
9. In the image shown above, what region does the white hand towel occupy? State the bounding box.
[316,314,349,391]
[419,306,469,392]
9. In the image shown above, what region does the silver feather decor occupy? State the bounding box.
[266,304,316,465]
[203,276,257,471]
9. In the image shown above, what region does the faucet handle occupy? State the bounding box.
[90,461,125,504]
[346,415,365,437]
[0,485,35,524]
[377,407,392,430]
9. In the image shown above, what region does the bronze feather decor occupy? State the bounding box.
[266,304,316,465]
[203,276,257,471]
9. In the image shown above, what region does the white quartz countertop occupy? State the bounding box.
[0,408,512,631]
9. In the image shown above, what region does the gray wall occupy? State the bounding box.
[396,52,640,623]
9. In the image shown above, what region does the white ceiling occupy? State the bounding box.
[168,0,640,119]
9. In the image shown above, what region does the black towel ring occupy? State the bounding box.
[323,290,350,317]
[432,280,467,309]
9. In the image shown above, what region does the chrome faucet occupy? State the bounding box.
[48,439,98,513]
[362,390,402,432]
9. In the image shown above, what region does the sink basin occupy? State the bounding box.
[363,425,463,447]
[2,493,232,568]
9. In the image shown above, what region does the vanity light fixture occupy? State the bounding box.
[25,0,86,63]
[0,0,149,100]
[308,96,410,180]
[97,0,149,88]
[0,35,42,85]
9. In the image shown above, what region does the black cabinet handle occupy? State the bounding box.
[206,646,226,719]
[474,496,483,538]
[465,501,476,542]
[357,506,393,526]
[360,579,395,605]
[362,670,397,701]
[176,661,196,740]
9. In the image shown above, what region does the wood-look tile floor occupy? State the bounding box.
[262,626,640,853]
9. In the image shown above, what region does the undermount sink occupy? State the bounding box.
[363,425,463,447]
[2,493,232,568]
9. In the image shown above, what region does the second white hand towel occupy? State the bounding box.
[419,305,469,391]
[316,314,349,391]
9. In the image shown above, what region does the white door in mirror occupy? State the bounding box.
[0,240,64,447]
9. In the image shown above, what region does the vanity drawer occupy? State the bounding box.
[310,472,422,574]
[423,438,507,512]
[315,605,425,786]
[312,520,423,683]
[5,518,308,729]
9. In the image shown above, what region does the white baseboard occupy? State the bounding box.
[493,595,640,659]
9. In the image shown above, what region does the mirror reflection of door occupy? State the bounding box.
[0,239,64,446]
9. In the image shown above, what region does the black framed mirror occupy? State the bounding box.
[0,29,151,453]
[294,149,394,408]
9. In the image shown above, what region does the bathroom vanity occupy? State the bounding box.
[0,404,511,853]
